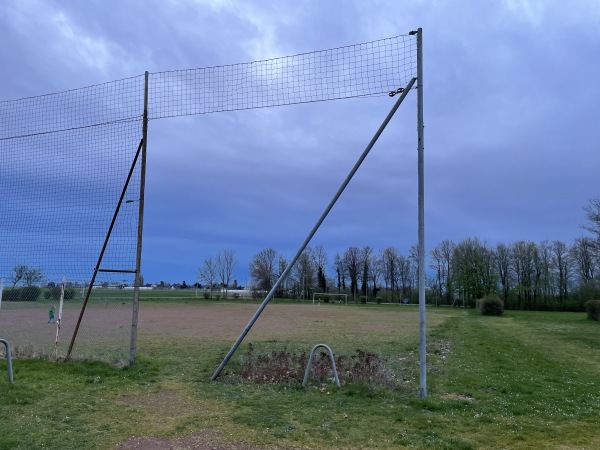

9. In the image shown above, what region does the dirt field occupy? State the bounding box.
[135,302,421,340]
[0,300,423,361]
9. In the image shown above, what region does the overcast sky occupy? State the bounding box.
[1,0,599,286]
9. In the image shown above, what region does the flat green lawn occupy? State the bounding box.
[1,304,599,449]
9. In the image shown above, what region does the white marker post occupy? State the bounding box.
[54,279,65,359]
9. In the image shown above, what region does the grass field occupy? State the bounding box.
[1,301,599,449]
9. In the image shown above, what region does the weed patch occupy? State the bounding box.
[235,343,401,390]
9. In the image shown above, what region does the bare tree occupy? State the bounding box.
[429,244,446,305]
[276,255,289,298]
[249,248,278,292]
[359,246,373,300]
[439,240,455,304]
[570,237,596,285]
[511,241,538,309]
[216,249,237,299]
[494,243,512,302]
[368,252,382,299]
[198,257,217,298]
[537,240,554,302]
[552,240,570,302]
[380,247,398,302]
[333,253,346,294]
[24,267,44,287]
[11,265,28,288]
[583,197,600,245]
[293,248,315,299]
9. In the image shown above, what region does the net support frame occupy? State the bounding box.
[66,137,145,360]
[129,71,149,366]
[211,76,417,381]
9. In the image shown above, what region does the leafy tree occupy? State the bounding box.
[451,237,496,306]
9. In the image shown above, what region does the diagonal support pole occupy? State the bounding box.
[211,77,417,381]
[66,138,144,360]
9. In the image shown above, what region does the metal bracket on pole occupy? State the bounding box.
[302,344,340,388]
[0,339,14,384]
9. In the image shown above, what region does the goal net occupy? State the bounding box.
[312,293,348,305]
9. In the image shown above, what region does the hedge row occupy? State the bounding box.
[43,287,76,300]
[2,286,41,302]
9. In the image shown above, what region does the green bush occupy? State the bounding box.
[478,296,504,316]
[584,300,600,321]
[49,286,62,299]
[45,286,76,300]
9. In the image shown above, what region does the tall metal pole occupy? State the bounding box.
[129,71,149,366]
[416,28,427,399]
[211,77,417,381]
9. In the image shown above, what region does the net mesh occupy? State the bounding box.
[0,33,417,363]
[149,34,416,118]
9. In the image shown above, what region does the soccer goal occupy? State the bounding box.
[312,293,348,305]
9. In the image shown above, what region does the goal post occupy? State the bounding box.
[312,293,348,305]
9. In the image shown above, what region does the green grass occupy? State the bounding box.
[1,304,599,449]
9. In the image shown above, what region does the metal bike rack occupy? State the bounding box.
[0,339,14,384]
[302,344,340,388]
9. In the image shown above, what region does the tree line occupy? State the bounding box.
[243,198,600,310]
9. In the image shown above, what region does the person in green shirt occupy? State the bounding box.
[48,305,56,324]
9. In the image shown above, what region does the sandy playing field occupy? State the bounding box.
[0,300,421,361]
